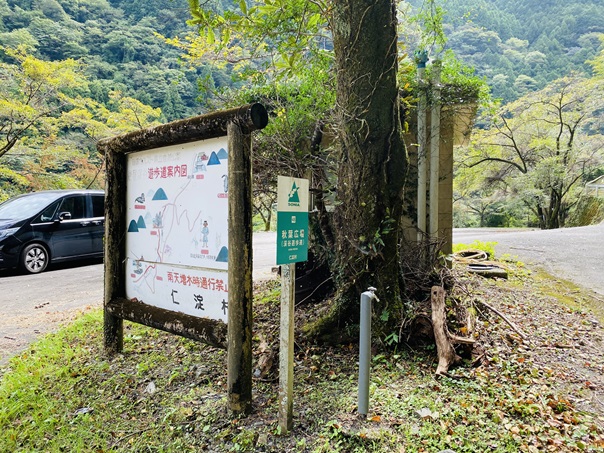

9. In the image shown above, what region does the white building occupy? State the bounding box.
[586,175,604,197]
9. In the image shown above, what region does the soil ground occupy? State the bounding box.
[1,259,604,452]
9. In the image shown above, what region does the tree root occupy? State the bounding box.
[431,286,476,376]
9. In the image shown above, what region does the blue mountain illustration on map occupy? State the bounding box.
[207,152,221,165]
[127,219,139,233]
[217,148,228,160]
[216,246,228,262]
[152,188,168,200]
[137,216,146,229]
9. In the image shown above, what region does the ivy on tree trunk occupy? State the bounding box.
[308,0,407,339]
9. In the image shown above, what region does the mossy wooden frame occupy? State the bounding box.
[98,103,268,414]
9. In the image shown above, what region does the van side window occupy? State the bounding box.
[59,196,86,220]
[91,195,105,218]
[36,200,61,223]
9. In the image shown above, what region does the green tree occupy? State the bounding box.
[461,73,604,229]
[27,17,87,59]
[0,46,86,160]
[453,160,499,227]
[161,84,186,122]
[0,46,162,199]
[229,64,335,234]
[179,0,411,336]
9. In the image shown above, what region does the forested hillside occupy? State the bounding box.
[445,1,604,229]
[421,0,604,102]
[3,0,602,129]
[0,0,228,120]
[0,0,236,199]
[1,0,603,223]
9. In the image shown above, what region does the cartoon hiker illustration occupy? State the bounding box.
[133,259,143,275]
[152,212,163,228]
[194,153,207,172]
[135,193,145,204]
[201,220,209,248]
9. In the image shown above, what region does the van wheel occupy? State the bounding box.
[21,243,49,274]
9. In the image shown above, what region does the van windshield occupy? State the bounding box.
[0,193,64,220]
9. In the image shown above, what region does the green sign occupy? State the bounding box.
[276,176,309,265]
[276,211,309,264]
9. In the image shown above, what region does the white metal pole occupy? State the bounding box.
[358,288,376,416]
[417,66,428,242]
[429,61,442,238]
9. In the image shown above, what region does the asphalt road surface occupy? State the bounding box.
[0,259,104,366]
[2,227,602,365]
[0,232,278,366]
[453,224,604,297]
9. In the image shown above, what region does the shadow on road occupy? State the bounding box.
[0,258,104,278]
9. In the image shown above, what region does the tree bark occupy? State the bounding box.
[431,286,475,376]
[319,0,406,332]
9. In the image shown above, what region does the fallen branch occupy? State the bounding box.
[474,298,529,343]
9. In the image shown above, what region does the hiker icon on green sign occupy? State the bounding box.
[288,182,300,206]
[276,176,309,265]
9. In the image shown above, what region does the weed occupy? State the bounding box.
[1,273,603,452]
[453,240,498,258]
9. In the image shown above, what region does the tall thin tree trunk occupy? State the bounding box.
[311,0,406,334]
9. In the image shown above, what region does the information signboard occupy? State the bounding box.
[276,176,309,265]
[125,138,229,322]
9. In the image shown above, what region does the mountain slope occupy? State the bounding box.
[414,0,604,102]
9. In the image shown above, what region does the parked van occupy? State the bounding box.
[0,190,105,273]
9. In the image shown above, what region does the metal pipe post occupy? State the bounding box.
[429,61,442,237]
[358,287,377,416]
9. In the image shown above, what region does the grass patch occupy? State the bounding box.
[452,240,498,259]
[530,270,604,325]
[1,277,604,452]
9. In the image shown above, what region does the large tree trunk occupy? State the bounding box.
[309,0,407,337]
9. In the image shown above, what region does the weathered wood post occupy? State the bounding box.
[99,103,268,415]
[227,120,254,415]
[103,146,127,353]
[278,262,295,431]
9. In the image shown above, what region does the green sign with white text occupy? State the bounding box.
[276,176,309,265]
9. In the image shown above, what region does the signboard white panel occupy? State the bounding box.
[277,176,309,212]
[125,138,229,322]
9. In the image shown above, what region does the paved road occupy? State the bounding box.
[453,224,604,297]
[2,226,601,365]
[0,260,105,365]
[0,232,279,366]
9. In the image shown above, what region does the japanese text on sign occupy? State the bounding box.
[276,176,309,265]
[148,165,188,179]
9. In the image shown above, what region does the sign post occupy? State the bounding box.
[276,176,309,433]
[99,103,268,416]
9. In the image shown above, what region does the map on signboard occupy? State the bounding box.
[125,138,229,323]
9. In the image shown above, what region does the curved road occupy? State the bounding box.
[453,224,604,297]
[1,227,602,365]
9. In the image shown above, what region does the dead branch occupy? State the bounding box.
[474,298,529,343]
[254,333,275,379]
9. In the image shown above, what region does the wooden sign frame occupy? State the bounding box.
[97,103,268,414]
